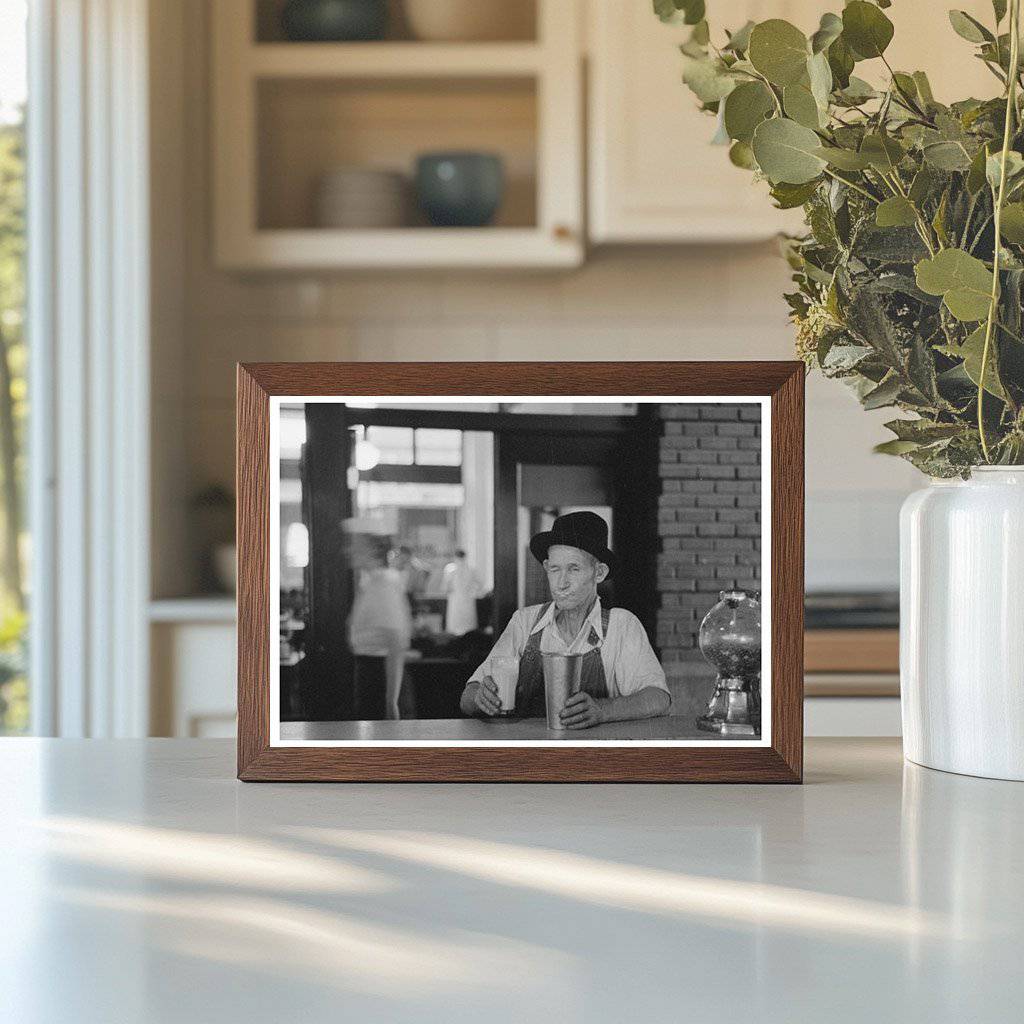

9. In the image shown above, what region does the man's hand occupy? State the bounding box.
[560,691,604,730]
[474,676,501,716]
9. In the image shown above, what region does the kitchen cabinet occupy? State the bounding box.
[587,1,812,243]
[150,601,237,738]
[211,0,584,269]
[587,0,999,244]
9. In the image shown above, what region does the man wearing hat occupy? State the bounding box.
[460,511,670,729]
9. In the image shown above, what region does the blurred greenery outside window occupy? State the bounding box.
[0,2,28,734]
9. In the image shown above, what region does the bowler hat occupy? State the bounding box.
[529,511,615,579]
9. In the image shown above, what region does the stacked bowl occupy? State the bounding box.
[314,167,409,229]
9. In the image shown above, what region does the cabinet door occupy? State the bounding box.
[588,2,1003,245]
[588,1,814,243]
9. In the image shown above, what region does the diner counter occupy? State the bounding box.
[280,715,712,741]
[2,738,1022,1023]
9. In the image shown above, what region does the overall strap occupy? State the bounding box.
[533,601,553,630]
[515,602,553,717]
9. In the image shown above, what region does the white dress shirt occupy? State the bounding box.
[469,597,668,699]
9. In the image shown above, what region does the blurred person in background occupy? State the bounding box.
[443,548,483,636]
[348,531,411,720]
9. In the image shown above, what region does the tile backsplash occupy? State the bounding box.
[169,247,918,596]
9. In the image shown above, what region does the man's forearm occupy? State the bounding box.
[597,686,671,724]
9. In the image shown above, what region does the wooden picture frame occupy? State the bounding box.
[237,362,804,782]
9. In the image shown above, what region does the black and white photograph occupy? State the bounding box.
[271,396,769,746]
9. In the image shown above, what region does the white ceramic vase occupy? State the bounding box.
[900,467,1024,781]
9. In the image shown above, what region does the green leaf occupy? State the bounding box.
[958,324,1007,398]
[915,249,994,321]
[860,133,905,173]
[690,20,710,46]
[653,0,677,23]
[932,190,950,247]
[986,150,1024,190]
[909,165,936,205]
[875,196,918,228]
[728,140,758,169]
[681,0,705,25]
[862,374,902,410]
[681,55,737,103]
[884,418,963,443]
[783,83,822,129]
[807,51,833,111]
[855,226,929,263]
[1000,202,1024,242]
[967,143,993,194]
[748,19,810,87]
[836,75,877,104]
[892,72,919,102]
[827,35,855,89]
[994,1,1008,24]
[723,81,775,143]
[948,10,993,44]
[923,141,973,171]
[654,0,705,25]
[724,20,755,53]
[842,1,894,60]
[810,12,843,54]
[770,179,820,209]
[846,285,908,370]
[752,117,827,184]
[908,335,941,403]
[912,71,935,105]
[814,146,872,170]
[874,439,921,456]
[822,341,874,373]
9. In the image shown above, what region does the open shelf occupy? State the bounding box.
[213,0,582,268]
[254,0,538,45]
[248,41,544,78]
[257,76,538,232]
[221,227,579,269]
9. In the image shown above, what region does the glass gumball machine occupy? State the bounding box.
[696,590,761,737]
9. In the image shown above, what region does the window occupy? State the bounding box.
[365,426,414,466]
[414,428,462,466]
[0,1,27,734]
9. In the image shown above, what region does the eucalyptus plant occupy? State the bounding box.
[658,0,1024,475]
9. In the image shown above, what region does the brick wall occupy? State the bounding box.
[656,404,762,713]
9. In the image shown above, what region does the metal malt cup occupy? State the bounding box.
[542,652,584,730]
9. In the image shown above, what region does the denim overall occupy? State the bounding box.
[515,601,611,718]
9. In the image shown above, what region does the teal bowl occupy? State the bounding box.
[415,152,505,228]
[281,0,388,42]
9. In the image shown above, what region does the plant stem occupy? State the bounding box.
[880,54,929,119]
[979,0,1021,463]
[752,70,783,117]
[821,167,879,203]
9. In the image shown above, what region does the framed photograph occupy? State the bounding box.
[237,362,804,782]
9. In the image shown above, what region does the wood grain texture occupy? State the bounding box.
[769,365,805,783]
[236,361,805,783]
[804,629,899,674]
[236,365,270,777]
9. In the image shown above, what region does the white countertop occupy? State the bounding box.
[2,738,1022,1023]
